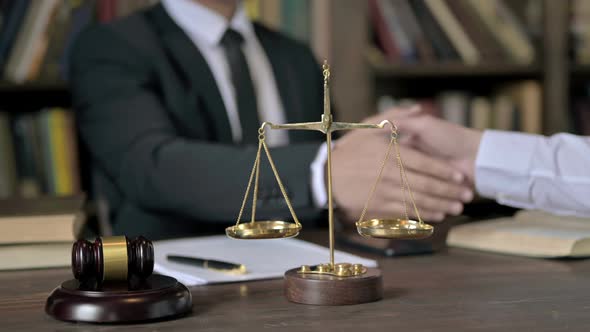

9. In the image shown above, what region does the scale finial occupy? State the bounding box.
[322,60,331,119]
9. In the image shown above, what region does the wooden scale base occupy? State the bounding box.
[45,275,192,323]
[284,268,383,305]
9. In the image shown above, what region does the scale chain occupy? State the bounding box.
[394,137,423,224]
[235,140,263,225]
[261,140,301,226]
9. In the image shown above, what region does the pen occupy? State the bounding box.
[166,255,247,274]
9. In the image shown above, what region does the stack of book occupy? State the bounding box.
[378,80,542,134]
[368,0,538,65]
[0,195,84,270]
[0,108,80,199]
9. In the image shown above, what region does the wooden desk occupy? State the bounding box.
[2,236,590,331]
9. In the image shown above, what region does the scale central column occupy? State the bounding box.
[326,129,334,268]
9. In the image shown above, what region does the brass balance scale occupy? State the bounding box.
[225,61,433,305]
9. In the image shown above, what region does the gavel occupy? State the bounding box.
[72,236,154,283]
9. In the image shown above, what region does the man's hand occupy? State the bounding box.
[331,123,474,223]
[377,107,484,184]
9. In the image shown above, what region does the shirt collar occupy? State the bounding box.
[162,0,254,46]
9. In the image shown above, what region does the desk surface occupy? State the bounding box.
[2,234,590,331]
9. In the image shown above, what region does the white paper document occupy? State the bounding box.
[154,235,378,286]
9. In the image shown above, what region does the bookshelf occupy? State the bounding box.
[370,62,542,78]
[323,0,585,137]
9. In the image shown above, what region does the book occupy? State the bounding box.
[444,0,508,63]
[423,0,480,64]
[465,0,534,64]
[0,112,16,199]
[492,93,517,130]
[504,80,542,134]
[154,235,377,286]
[409,0,459,62]
[368,0,400,62]
[380,0,416,62]
[0,195,85,244]
[38,2,73,82]
[447,210,590,258]
[47,108,79,195]
[438,91,469,126]
[393,0,435,63]
[0,0,29,69]
[0,213,81,245]
[0,242,71,270]
[11,114,42,197]
[469,96,492,130]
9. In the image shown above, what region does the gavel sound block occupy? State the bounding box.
[45,236,192,323]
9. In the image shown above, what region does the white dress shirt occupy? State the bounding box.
[475,130,590,217]
[162,0,327,206]
[162,0,288,146]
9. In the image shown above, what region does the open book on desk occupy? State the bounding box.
[153,235,378,286]
[447,210,590,258]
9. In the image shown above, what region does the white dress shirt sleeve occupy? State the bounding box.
[475,130,590,217]
[310,143,328,207]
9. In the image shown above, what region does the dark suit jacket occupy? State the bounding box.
[70,4,325,240]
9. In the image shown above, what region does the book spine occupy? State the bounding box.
[11,114,41,197]
[0,0,30,68]
[48,108,73,196]
[423,0,480,64]
[380,0,416,62]
[64,111,81,194]
[0,112,17,198]
[368,0,400,62]
[408,0,459,61]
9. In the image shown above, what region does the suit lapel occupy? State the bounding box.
[146,4,233,143]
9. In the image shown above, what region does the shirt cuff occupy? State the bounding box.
[310,142,329,208]
[474,130,541,206]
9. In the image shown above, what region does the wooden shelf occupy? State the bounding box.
[0,81,68,93]
[370,61,542,78]
[0,81,70,110]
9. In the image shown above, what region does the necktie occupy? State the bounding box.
[220,28,260,144]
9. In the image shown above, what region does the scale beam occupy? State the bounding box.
[261,120,395,135]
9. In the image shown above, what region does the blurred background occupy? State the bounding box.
[0,0,584,202]
[0,0,584,260]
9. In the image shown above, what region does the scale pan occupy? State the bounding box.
[356,219,433,240]
[226,221,301,239]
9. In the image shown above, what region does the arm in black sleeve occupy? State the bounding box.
[70,26,323,223]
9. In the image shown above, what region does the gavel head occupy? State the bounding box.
[72,236,154,283]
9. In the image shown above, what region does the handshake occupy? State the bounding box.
[332,106,483,223]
